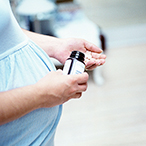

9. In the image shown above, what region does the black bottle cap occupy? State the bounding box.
[70,51,85,62]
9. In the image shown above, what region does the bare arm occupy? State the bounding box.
[0,70,88,125]
[22,29,106,70]
[0,85,39,125]
[0,29,105,125]
[22,29,61,58]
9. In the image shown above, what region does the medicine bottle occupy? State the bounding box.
[63,51,85,75]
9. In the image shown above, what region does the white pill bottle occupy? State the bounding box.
[63,51,85,75]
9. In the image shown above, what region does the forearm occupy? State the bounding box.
[22,29,106,69]
[0,85,41,125]
[0,70,89,125]
[22,29,61,58]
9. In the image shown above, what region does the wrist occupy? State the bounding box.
[45,37,63,59]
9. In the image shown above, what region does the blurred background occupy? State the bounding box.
[11,0,146,145]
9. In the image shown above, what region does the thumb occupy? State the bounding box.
[56,69,63,75]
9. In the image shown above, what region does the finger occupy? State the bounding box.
[86,59,106,70]
[86,64,97,70]
[87,52,106,60]
[85,51,106,66]
[99,59,106,65]
[56,69,63,74]
[91,52,106,59]
[77,83,88,92]
[62,92,82,104]
[71,72,89,84]
[99,54,107,59]
[85,58,100,68]
[84,41,102,53]
[75,92,82,98]
[69,92,82,99]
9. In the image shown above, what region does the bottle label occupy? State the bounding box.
[63,59,85,75]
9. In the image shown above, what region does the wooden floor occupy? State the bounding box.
[55,0,146,145]
[55,43,146,146]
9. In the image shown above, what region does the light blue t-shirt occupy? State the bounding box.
[0,0,62,145]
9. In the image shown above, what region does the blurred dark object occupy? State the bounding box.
[56,0,73,3]
[100,31,106,52]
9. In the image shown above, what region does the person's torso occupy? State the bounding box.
[0,0,26,55]
[0,1,62,145]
